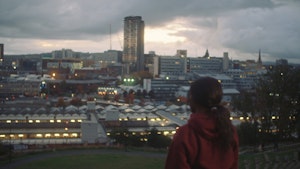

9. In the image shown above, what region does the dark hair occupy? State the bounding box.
[189,77,234,152]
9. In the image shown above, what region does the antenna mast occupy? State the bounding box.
[110,24,112,50]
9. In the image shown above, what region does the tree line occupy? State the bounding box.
[233,64,300,146]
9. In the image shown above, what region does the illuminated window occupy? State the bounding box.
[70,119,75,123]
[71,133,78,137]
[36,120,40,123]
[54,133,60,137]
[29,120,33,123]
[45,134,51,137]
[107,133,111,136]
[36,134,43,138]
[77,119,82,122]
[239,117,244,120]
[57,119,61,123]
[18,134,24,137]
[0,135,5,138]
[63,133,69,137]
[6,120,11,123]
[50,120,55,123]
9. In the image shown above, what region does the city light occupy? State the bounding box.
[123,78,135,85]
[36,134,43,138]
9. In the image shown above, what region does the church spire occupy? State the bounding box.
[257,49,262,65]
[203,49,209,58]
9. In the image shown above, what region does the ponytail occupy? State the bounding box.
[211,105,234,152]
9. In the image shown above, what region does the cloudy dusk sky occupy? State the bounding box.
[0,0,299,63]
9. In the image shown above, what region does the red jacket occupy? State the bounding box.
[165,113,239,169]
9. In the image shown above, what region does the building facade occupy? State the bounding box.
[188,57,223,73]
[93,50,122,69]
[157,56,186,75]
[123,16,145,73]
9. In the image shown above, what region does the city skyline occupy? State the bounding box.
[0,0,299,63]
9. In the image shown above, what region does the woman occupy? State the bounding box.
[165,77,239,169]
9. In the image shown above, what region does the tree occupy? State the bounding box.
[147,128,171,148]
[237,122,259,146]
[232,91,256,119]
[70,97,82,106]
[109,128,145,147]
[56,97,66,108]
[109,128,130,146]
[255,64,300,141]
[148,90,155,100]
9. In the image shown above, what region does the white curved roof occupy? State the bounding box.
[131,105,141,110]
[157,105,167,109]
[144,105,154,110]
[50,107,61,113]
[168,104,180,110]
[35,107,47,114]
[105,105,117,110]
[65,105,78,112]
[118,105,128,110]
[95,105,104,110]
[79,105,87,111]
[124,108,134,113]
[137,108,146,113]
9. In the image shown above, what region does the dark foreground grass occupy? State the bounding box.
[4,144,300,169]
[14,153,165,169]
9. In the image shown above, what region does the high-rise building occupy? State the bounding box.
[123,16,144,73]
[0,44,3,61]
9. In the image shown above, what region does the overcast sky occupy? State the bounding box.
[0,0,299,63]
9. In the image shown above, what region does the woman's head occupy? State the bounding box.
[189,77,223,112]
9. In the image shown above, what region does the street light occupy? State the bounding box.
[123,78,135,86]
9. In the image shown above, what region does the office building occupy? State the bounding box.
[188,57,223,73]
[123,16,145,73]
[52,49,73,59]
[155,56,186,76]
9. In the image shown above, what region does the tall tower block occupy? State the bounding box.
[123,16,145,74]
[0,44,3,61]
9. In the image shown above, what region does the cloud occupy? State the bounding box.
[0,0,299,63]
[218,4,300,61]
